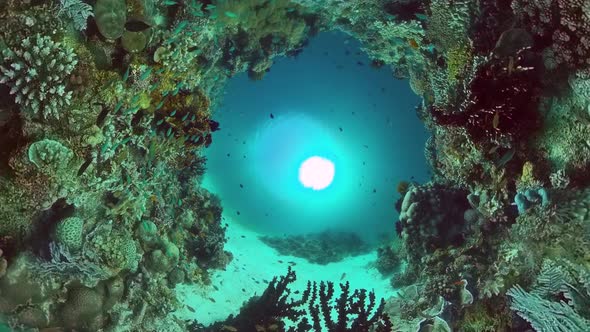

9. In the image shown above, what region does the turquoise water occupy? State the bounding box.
[204,31,429,242]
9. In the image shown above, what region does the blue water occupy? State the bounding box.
[203,31,429,243]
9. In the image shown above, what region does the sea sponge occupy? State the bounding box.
[54,217,84,252]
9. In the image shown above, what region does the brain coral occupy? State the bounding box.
[54,217,84,252]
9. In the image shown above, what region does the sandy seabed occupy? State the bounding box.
[175,217,397,325]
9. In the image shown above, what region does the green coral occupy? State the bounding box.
[94,0,127,40]
[0,34,78,119]
[54,217,84,252]
[28,139,73,172]
[88,223,139,274]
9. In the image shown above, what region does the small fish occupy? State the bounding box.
[213,285,219,291]
[408,38,419,49]
[239,184,243,188]
[363,144,369,148]
[140,67,152,80]
[373,189,377,193]
[288,261,296,265]
[173,21,188,35]
[270,113,274,119]
[186,305,196,313]
[208,119,220,131]
[237,211,240,215]
[492,111,500,129]
[77,157,92,176]
[278,260,283,263]
[227,153,230,157]
[208,297,216,303]
[96,104,111,126]
[294,290,300,294]
[488,145,500,154]
[224,11,238,18]
[241,288,246,292]
[123,67,130,82]
[114,100,124,113]
[339,127,343,132]
[125,19,152,32]
[241,235,245,238]
[357,61,365,66]
[496,147,515,167]
[340,273,346,280]
[204,133,213,147]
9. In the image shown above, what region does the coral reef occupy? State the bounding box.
[259,231,370,264]
[1,0,590,331]
[198,267,393,332]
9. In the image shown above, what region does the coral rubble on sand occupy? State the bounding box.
[0,0,589,331]
[259,231,370,264]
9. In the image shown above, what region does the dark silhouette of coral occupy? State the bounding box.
[196,267,393,332]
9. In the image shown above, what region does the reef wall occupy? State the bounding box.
[0,0,589,331]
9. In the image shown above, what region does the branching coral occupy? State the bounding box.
[201,267,393,332]
[0,34,78,120]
